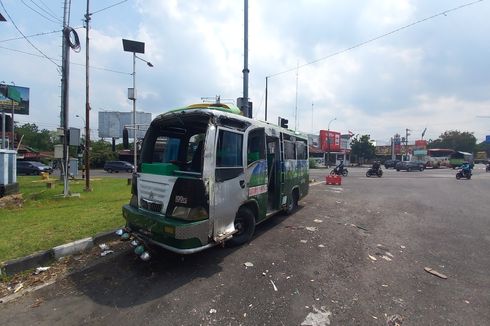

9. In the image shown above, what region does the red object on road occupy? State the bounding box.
[326,175,342,185]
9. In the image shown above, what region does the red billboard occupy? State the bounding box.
[319,130,341,152]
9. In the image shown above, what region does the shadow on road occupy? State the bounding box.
[67,206,301,308]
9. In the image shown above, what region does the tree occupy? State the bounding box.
[15,123,54,151]
[428,130,476,153]
[90,139,117,168]
[350,134,375,164]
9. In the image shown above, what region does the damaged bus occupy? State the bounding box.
[122,102,309,255]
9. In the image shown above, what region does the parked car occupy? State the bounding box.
[103,161,134,173]
[384,159,400,169]
[395,160,425,172]
[17,161,53,175]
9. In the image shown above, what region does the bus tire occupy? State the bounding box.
[285,189,299,215]
[227,207,256,247]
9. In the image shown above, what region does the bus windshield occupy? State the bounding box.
[140,112,210,175]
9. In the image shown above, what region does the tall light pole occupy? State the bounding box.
[122,39,153,167]
[84,0,91,191]
[327,117,337,167]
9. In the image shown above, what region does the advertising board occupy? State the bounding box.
[0,85,30,115]
[319,130,340,152]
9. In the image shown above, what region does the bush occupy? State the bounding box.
[309,158,317,168]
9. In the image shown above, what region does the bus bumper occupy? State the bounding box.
[122,204,211,254]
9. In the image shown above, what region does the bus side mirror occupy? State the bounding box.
[123,128,129,149]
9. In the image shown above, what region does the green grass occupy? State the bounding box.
[0,176,131,262]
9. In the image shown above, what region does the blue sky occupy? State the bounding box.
[1,0,489,144]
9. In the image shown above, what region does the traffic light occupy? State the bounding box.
[278,117,288,129]
[123,128,129,149]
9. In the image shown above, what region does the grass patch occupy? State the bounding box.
[0,176,130,262]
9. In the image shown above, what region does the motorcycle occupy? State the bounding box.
[366,167,383,177]
[456,168,472,180]
[330,167,348,177]
[486,164,490,172]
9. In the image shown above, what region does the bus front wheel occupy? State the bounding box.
[227,207,256,247]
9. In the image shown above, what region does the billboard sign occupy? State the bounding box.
[319,130,341,152]
[0,85,30,115]
[98,111,152,139]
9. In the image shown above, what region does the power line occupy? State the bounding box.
[0,0,60,68]
[28,0,62,22]
[268,0,485,78]
[36,0,59,19]
[92,0,129,15]
[20,0,61,24]
[0,29,62,43]
[0,44,131,75]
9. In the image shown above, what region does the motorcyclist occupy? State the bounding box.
[334,160,344,174]
[460,161,472,177]
[372,160,381,171]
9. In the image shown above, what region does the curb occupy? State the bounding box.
[0,227,122,277]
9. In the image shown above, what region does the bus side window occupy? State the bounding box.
[247,129,265,165]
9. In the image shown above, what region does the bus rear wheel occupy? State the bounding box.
[227,207,256,247]
[285,189,299,215]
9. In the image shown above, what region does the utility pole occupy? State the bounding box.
[264,76,268,122]
[294,62,299,130]
[405,128,411,160]
[61,0,71,197]
[242,0,249,118]
[84,0,91,191]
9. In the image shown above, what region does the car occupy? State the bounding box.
[103,161,134,173]
[395,160,425,172]
[16,161,53,175]
[384,159,400,169]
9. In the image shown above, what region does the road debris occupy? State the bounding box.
[313,219,323,223]
[400,245,406,249]
[31,297,44,308]
[209,308,217,314]
[33,267,50,275]
[301,306,332,326]
[424,267,447,279]
[100,250,114,256]
[387,314,403,326]
[270,280,278,291]
[244,262,254,267]
[318,244,325,248]
[368,254,377,261]
[115,229,124,236]
[464,300,470,304]
[381,255,392,262]
[350,224,368,231]
[335,201,342,204]
[13,283,23,293]
[300,240,308,243]
[98,243,110,250]
[306,227,318,232]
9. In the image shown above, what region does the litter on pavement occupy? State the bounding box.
[424,267,448,279]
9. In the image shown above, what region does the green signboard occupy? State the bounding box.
[0,85,30,115]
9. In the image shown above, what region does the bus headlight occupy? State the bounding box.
[172,206,208,221]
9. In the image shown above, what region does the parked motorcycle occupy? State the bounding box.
[330,167,348,177]
[456,168,472,180]
[366,167,383,177]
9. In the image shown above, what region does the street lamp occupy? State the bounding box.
[327,117,337,167]
[122,39,153,167]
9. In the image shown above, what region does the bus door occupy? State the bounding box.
[245,128,267,221]
[266,135,281,212]
[211,127,246,240]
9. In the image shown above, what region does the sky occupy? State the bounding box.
[1,0,490,145]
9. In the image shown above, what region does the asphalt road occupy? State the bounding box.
[1,166,489,325]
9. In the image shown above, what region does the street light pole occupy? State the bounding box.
[84,0,91,191]
[327,117,337,167]
[132,52,136,167]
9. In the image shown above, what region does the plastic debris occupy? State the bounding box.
[101,250,114,256]
[306,226,317,232]
[121,233,130,240]
[335,201,341,204]
[464,300,470,304]
[301,306,332,326]
[318,244,325,248]
[300,240,308,243]
[368,254,377,261]
[140,252,151,261]
[98,243,109,250]
[209,309,217,314]
[270,280,278,291]
[381,255,392,262]
[387,314,403,326]
[130,240,139,247]
[115,229,124,236]
[400,245,406,249]
[13,283,23,293]
[134,245,145,255]
[424,267,447,279]
[313,219,323,223]
[382,284,388,287]
[34,266,50,275]
[244,262,254,267]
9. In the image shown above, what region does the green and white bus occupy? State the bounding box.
[122,102,309,255]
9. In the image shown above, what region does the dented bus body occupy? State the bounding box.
[122,103,309,254]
